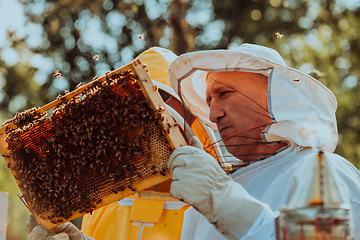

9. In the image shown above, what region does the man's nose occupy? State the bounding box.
[209,101,225,123]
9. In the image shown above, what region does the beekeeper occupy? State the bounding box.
[167,43,360,239]
[80,47,207,240]
[26,47,213,240]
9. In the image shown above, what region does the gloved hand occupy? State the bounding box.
[168,136,265,240]
[26,215,95,240]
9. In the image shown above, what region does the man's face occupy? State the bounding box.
[205,71,271,162]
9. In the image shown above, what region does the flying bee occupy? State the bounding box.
[53,70,63,79]
[93,55,99,61]
[275,32,284,39]
[138,33,145,40]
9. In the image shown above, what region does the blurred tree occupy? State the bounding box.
[2,0,360,239]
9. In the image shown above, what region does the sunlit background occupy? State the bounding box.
[1,0,360,239]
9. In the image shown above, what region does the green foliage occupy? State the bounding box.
[0,158,28,240]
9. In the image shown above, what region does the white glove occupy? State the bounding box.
[168,136,265,240]
[26,215,95,240]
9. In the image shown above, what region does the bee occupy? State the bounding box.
[93,55,100,61]
[138,33,145,39]
[159,169,166,176]
[56,218,64,223]
[128,185,136,192]
[92,76,99,82]
[53,70,63,79]
[309,69,325,77]
[56,94,65,102]
[275,32,284,39]
[37,127,45,134]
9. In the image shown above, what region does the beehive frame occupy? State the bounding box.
[0,59,186,229]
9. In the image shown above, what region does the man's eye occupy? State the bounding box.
[220,91,230,97]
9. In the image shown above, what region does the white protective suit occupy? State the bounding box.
[168,44,360,239]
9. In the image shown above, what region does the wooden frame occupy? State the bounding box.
[0,59,186,229]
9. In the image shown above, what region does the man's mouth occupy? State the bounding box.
[218,126,229,136]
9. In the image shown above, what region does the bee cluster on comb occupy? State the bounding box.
[4,69,174,224]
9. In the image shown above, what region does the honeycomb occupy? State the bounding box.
[2,63,184,227]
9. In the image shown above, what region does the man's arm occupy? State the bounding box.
[168,137,276,240]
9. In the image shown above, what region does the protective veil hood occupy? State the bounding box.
[169,44,338,152]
